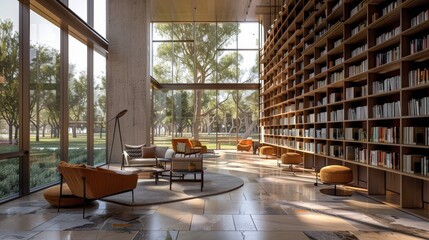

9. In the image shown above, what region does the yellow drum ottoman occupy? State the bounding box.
[260,146,275,158]
[280,152,302,171]
[320,165,353,195]
[43,183,84,207]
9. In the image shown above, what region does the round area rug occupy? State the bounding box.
[102,171,243,206]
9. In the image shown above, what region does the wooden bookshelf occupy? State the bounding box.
[260,0,429,218]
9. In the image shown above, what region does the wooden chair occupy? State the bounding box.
[171,138,200,157]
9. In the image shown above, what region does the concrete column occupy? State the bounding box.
[107,0,151,164]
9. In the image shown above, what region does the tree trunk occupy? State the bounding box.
[8,124,13,144]
[72,125,77,138]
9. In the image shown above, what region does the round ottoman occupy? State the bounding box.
[320,165,353,195]
[260,146,274,158]
[43,184,84,207]
[280,152,302,170]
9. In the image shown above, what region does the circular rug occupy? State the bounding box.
[102,171,243,206]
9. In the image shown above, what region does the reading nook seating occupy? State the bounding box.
[190,139,208,154]
[320,165,353,195]
[237,139,252,151]
[122,144,174,169]
[280,152,303,171]
[172,138,200,157]
[169,157,204,191]
[260,146,275,158]
[57,161,138,218]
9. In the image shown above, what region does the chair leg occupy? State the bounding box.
[201,171,204,191]
[169,171,172,190]
[58,175,63,213]
[132,190,135,205]
[83,177,86,219]
[334,184,337,196]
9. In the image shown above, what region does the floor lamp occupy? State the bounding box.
[107,109,127,169]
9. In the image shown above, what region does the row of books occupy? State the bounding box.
[372,100,401,118]
[403,127,429,145]
[381,0,399,16]
[316,128,327,139]
[345,85,368,100]
[316,112,328,122]
[369,150,399,170]
[376,26,400,45]
[349,59,368,77]
[345,146,367,163]
[370,126,398,143]
[410,9,429,28]
[329,145,343,158]
[329,128,344,140]
[403,154,429,175]
[375,46,400,67]
[410,34,429,54]
[317,78,328,89]
[330,70,344,83]
[351,43,367,58]
[345,128,367,141]
[348,105,368,120]
[330,109,344,122]
[372,75,400,94]
[408,96,429,116]
[408,68,429,87]
[351,20,367,36]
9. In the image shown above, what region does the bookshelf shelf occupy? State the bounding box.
[260,0,429,218]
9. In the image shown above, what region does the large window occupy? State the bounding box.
[0,0,108,201]
[151,22,260,148]
[29,11,61,189]
[0,0,19,198]
[68,36,88,164]
[93,51,106,165]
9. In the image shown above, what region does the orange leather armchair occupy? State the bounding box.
[237,139,253,151]
[190,139,208,154]
[57,161,138,218]
[172,138,200,156]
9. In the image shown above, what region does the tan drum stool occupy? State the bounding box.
[320,165,353,195]
[43,183,84,207]
[279,153,302,171]
[260,146,274,158]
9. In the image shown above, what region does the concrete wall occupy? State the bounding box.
[107,0,151,164]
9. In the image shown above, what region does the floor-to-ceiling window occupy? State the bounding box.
[0,0,20,199]
[68,36,88,164]
[0,0,107,201]
[29,10,61,189]
[93,51,106,165]
[151,22,260,148]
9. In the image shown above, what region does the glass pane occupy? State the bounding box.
[238,50,259,83]
[0,158,19,199]
[29,11,61,189]
[238,22,259,49]
[217,90,237,149]
[217,22,237,49]
[94,51,106,165]
[173,42,193,83]
[0,0,19,153]
[69,0,87,22]
[238,90,259,141]
[153,42,172,83]
[173,23,193,40]
[217,50,238,83]
[94,0,106,37]
[197,90,217,150]
[153,23,172,41]
[172,90,194,138]
[153,90,172,146]
[68,36,88,164]
[195,23,216,83]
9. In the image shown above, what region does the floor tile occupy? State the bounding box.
[29,230,138,240]
[0,214,57,231]
[176,231,243,240]
[133,230,179,240]
[232,215,256,230]
[190,215,234,231]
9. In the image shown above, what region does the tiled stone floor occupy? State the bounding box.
[0,150,428,240]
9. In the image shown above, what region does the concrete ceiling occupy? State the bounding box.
[149,0,275,22]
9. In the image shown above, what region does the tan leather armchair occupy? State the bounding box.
[237,139,253,151]
[190,139,208,154]
[172,138,200,157]
[57,161,138,218]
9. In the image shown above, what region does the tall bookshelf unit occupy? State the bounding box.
[260,0,429,217]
